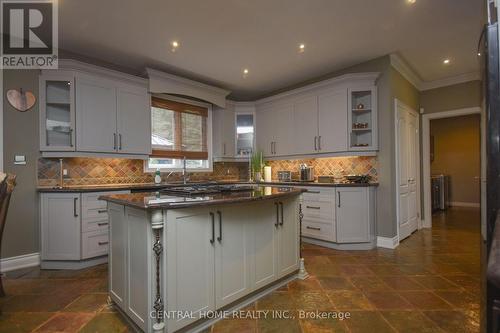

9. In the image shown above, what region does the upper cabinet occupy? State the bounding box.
[40,61,151,157]
[39,71,76,151]
[213,102,255,160]
[256,73,378,157]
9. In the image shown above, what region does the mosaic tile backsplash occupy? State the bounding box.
[265,156,378,182]
[37,156,377,186]
[38,158,249,187]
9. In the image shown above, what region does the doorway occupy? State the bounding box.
[395,99,420,242]
[422,107,483,228]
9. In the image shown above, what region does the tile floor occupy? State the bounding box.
[0,207,481,332]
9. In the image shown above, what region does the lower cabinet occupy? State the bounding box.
[165,198,299,332]
[301,186,376,247]
[40,190,129,265]
[41,193,81,260]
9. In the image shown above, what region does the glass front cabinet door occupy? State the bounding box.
[39,72,76,151]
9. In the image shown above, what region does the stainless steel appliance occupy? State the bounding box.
[277,171,292,182]
[431,174,449,211]
[299,164,314,182]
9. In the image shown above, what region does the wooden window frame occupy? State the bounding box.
[151,97,209,160]
[147,95,213,172]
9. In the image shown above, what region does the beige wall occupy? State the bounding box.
[430,114,480,205]
[2,70,40,259]
[420,81,482,114]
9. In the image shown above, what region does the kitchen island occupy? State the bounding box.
[99,186,305,333]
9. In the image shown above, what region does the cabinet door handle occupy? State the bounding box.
[69,128,74,147]
[338,193,341,207]
[210,212,215,244]
[306,226,321,231]
[318,136,322,150]
[97,222,109,226]
[306,205,321,210]
[118,134,122,150]
[217,210,222,242]
[97,209,107,214]
[279,202,284,226]
[307,190,321,194]
[274,142,277,155]
[314,136,317,151]
[73,198,78,217]
[98,241,109,246]
[275,202,280,228]
[113,133,117,150]
[223,143,226,155]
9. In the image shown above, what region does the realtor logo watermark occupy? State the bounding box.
[1,0,58,69]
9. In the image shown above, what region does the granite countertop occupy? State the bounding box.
[37,180,378,193]
[99,186,306,210]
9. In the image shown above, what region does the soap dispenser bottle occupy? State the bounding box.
[154,168,162,184]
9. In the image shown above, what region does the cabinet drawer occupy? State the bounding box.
[82,191,129,232]
[302,200,335,221]
[301,220,335,242]
[82,230,109,259]
[301,187,335,203]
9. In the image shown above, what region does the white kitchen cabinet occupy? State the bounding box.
[253,201,278,289]
[256,106,274,157]
[76,74,118,153]
[277,197,300,278]
[301,187,337,242]
[318,88,348,152]
[336,187,372,243]
[108,203,126,308]
[39,72,76,151]
[41,193,81,260]
[166,208,216,332]
[213,106,235,158]
[214,206,252,308]
[40,190,130,268]
[108,204,149,331]
[257,102,294,157]
[116,84,151,154]
[293,95,318,155]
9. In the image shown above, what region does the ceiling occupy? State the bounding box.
[58,0,485,100]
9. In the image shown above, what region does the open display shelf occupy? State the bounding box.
[350,89,375,149]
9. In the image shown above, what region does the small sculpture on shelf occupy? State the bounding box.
[356,103,365,110]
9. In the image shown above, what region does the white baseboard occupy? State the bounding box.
[0,253,40,273]
[376,236,399,249]
[449,201,480,208]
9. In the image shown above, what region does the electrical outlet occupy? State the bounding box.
[63,169,68,176]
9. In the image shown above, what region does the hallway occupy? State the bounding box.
[0,208,481,332]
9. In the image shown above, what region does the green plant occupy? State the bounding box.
[251,151,263,174]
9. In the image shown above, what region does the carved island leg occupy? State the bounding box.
[151,210,165,332]
[298,203,309,280]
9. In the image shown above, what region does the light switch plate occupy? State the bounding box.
[14,155,26,165]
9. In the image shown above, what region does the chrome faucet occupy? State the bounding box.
[182,157,190,184]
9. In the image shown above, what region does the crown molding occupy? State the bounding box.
[255,72,380,105]
[419,72,482,91]
[390,54,422,90]
[56,59,148,87]
[390,53,481,92]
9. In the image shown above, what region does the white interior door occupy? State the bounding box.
[396,100,419,241]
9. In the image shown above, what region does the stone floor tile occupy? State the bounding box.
[344,311,396,333]
[0,312,52,333]
[32,312,94,332]
[380,310,442,333]
[364,291,414,310]
[423,310,480,333]
[398,291,452,310]
[326,291,373,310]
[79,313,129,333]
[63,293,109,312]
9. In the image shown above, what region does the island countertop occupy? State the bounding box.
[99,186,306,210]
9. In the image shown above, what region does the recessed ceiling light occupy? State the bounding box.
[443,59,450,65]
[171,40,179,52]
[299,43,306,53]
[477,52,482,56]
[243,68,249,78]
[407,0,416,4]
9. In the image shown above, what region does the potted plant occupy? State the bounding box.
[251,151,264,182]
